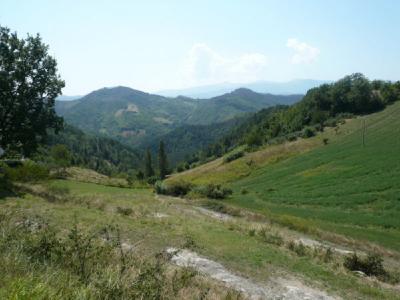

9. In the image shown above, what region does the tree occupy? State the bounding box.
[144,148,154,178]
[0,26,65,156]
[50,144,71,170]
[158,140,168,179]
[136,170,144,180]
[245,127,263,147]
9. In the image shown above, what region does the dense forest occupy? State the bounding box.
[44,125,142,175]
[143,115,249,166]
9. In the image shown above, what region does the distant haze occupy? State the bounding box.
[57,95,83,101]
[157,79,329,98]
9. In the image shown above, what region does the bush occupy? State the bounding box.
[344,253,386,277]
[5,160,49,182]
[302,126,316,138]
[240,188,248,195]
[146,176,159,185]
[223,150,244,163]
[286,132,300,141]
[154,180,193,197]
[0,217,230,298]
[287,241,307,256]
[196,184,232,199]
[116,207,133,216]
[136,170,144,180]
[258,228,283,246]
[176,164,185,173]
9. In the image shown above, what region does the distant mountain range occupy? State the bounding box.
[56,86,302,150]
[157,79,329,98]
[56,95,83,101]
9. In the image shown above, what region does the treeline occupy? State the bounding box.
[142,116,248,167]
[43,125,142,175]
[183,74,400,166]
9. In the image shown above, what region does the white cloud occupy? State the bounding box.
[286,38,320,64]
[181,43,268,86]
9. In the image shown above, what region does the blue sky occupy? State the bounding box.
[1,0,399,95]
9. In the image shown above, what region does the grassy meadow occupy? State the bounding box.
[167,102,400,252]
[1,177,399,299]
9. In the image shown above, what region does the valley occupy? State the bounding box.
[1,7,400,299]
[56,87,302,153]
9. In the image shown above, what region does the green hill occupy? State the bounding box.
[169,101,400,251]
[231,101,400,251]
[56,87,302,147]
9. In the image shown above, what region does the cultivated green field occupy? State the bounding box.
[228,102,400,251]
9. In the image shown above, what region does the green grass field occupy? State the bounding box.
[1,179,399,299]
[225,102,400,251]
[1,103,400,299]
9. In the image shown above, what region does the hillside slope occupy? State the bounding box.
[169,101,400,251]
[56,87,302,147]
[45,124,142,174]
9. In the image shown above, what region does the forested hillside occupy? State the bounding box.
[45,125,141,175]
[56,87,303,148]
[143,115,248,166]
[187,74,400,165]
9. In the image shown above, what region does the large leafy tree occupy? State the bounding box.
[0,26,65,156]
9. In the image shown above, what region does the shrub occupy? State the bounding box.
[223,150,244,163]
[324,118,338,128]
[0,218,224,298]
[146,176,159,185]
[154,180,193,197]
[136,170,144,180]
[6,160,49,182]
[182,234,198,250]
[287,241,307,256]
[258,228,283,246]
[154,180,167,194]
[176,164,185,173]
[344,253,386,277]
[240,188,248,195]
[286,132,299,141]
[116,207,133,216]
[196,184,232,199]
[302,126,316,138]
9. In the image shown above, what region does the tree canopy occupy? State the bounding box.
[0,26,64,156]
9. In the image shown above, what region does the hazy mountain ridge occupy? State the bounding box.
[157,79,329,98]
[56,86,303,147]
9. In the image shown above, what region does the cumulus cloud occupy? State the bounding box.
[286,38,320,64]
[181,43,268,86]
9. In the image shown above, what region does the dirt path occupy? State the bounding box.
[297,237,354,255]
[155,194,356,257]
[195,206,233,221]
[166,248,338,300]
